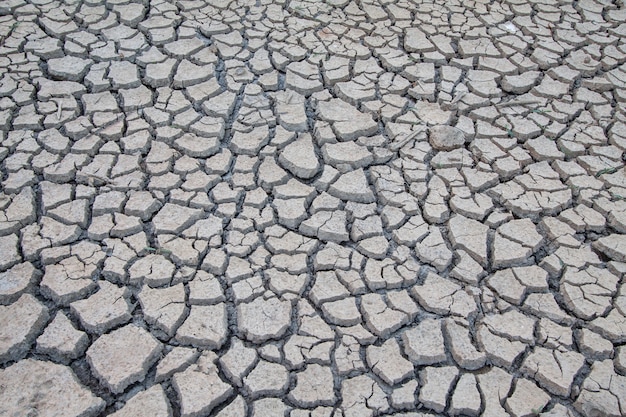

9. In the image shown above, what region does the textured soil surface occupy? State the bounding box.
[1,0,626,416]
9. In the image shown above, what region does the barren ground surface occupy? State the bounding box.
[1,0,626,416]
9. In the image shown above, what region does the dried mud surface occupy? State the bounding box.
[1,1,626,416]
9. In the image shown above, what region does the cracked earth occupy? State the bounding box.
[1,0,626,416]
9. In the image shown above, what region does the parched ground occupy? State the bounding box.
[1,0,626,416]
